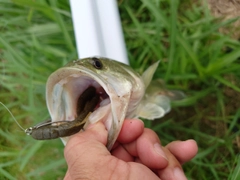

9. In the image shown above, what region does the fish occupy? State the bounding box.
[31,57,183,150]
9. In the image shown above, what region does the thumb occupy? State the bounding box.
[64,122,109,170]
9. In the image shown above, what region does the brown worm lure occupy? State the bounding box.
[25,86,99,140]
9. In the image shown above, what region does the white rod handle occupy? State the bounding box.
[70,0,128,64]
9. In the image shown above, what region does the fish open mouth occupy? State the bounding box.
[57,75,111,124]
[74,79,111,123]
[46,71,116,147]
[46,61,116,141]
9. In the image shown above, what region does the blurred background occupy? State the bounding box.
[0,0,239,179]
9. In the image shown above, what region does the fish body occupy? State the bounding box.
[45,57,173,149]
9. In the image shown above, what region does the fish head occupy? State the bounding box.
[46,57,145,149]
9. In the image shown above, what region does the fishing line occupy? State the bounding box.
[0,102,25,131]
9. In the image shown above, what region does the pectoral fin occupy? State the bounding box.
[151,95,171,113]
[137,102,165,120]
[137,95,171,120]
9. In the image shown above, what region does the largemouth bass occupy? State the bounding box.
[27,57,182,150]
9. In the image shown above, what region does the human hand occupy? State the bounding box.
[64,119,198,180]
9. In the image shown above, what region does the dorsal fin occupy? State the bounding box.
[141,61,160,89]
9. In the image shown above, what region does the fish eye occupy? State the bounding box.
[92,57,103,69]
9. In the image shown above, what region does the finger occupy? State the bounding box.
[121,128,169,169]
[128,162,161,180]
[111,144,134,162]
[166,139,198,164]
[64,170,71,180]
[117,119,144,143]
[111,119,144,161]
[136,129,168,169]
[65,121,108,155]
[64,122,109,176]
[157,148,187,180]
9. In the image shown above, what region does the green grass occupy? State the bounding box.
[0,0,239,179]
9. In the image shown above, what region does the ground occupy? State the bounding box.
[208,0,240,39]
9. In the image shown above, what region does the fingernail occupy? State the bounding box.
[86,122,100,130]
[86,122,107,132]
[174,167,188,180]
[86,123,95,129]
[154,143,168,160]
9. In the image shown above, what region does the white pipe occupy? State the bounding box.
[69,0,128,64]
